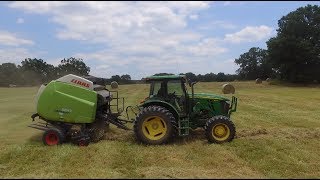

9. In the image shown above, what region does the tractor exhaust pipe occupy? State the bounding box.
[191,82,197,100]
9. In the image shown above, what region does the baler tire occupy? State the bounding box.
[42,128,65,146]
[134,106,175,145]
[90,120,106,143]
[205,115,236,144]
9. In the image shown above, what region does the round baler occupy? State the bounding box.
[30,74,130,146]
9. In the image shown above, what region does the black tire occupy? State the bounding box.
[134,106,176,145]
[205,115,236,144]
[89,120,106,143]
[42,128,65,146]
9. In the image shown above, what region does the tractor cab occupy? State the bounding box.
[144,75,189,116]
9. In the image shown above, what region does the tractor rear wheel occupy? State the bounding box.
[205,115,236,144]
[42,128,65,146]
[134,106,175,145]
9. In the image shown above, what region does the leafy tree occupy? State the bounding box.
[57,57,90,77]
[20,58,56,85]
[267,5,320,82]
[180,72,197,82]
[121,74,131,81]
[216,72,226,82]
[234,47,273,80]
[110,75,121,82]
[0,63,20,86]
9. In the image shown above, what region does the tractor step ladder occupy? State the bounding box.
[178,118,189,136]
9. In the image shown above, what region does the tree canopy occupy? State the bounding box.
[0,57,91,86]
[234,47,273,80]
[58,57,90,77]
[266,5,320,82]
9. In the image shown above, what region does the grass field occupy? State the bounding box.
[0,81,319,178]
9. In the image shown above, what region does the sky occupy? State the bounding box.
[0,1,319,80]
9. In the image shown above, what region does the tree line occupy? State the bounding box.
[234,5,320,83]
[153,73,238,82]
[0,57,239,87]
[0,57,92,87]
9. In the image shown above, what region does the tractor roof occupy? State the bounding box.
[144,75,186,82]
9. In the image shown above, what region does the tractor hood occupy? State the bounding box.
[189,93,230,101]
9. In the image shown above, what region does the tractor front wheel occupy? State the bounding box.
[42,128,65,146]
[134,106,175,145]
[205,116,236,144]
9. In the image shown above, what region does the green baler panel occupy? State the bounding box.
[37,81,97,123]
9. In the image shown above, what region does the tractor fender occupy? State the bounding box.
[141,100,179,120]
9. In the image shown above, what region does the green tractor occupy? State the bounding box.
[29,74,237,146]
[133,75,237,145]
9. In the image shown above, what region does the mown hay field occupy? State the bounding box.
[0,81,319,178]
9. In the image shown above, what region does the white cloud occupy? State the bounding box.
[189,14,198,20]
[224,25,273,43]
[0,48,36,64]
[16,18,24,24]
[8,1,69,14]
[187,38,228,56]
[0,31,34,46]
[214,21,237,30]
[8,1,240,79]
[96,65,110,70]
[199,20,237,30]
[8,1,211,43]
[223,1,247,6]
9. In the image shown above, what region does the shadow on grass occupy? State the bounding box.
[173,128,207,145]
[268,79,320,88]
[102,127,271,146]
[28,133,43,143]
[25,126,279,147]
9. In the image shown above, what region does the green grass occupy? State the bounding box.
[0,81,319,178]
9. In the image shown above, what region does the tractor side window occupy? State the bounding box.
[168,80,186,113]
[167,80,183,96]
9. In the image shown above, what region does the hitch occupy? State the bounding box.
[99,114,131,130]
[125,105,141,123]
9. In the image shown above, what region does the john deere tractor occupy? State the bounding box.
[133,75,237,145]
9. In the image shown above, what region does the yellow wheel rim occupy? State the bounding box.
[212,123,230,141]
[142,116,167,141]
